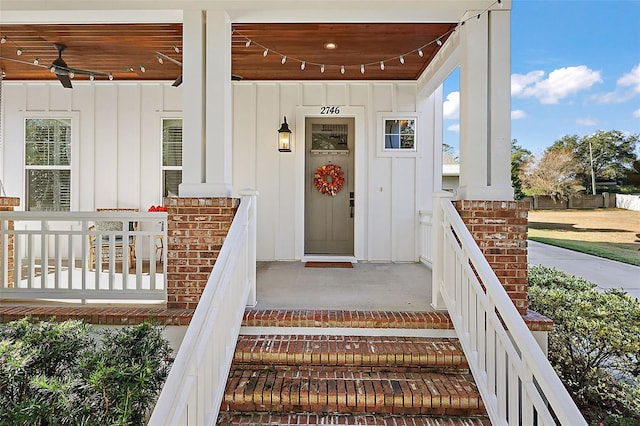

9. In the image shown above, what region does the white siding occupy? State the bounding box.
[1,81,181,212]
[232,81,437,262]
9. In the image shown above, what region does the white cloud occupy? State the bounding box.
[511,71,544,97]
[512,66,602,104]
[618,64,640,94]
[511,110,526,120]
[447,124,460,133]
[442,91,460,119]
[591,64,640,104]
[633,109,640,119]
[576,117,597,126]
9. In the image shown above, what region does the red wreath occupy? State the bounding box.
[314,164,345,196]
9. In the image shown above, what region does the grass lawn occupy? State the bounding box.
[528,208,640,267]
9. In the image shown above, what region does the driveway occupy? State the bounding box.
[528,240,640,299]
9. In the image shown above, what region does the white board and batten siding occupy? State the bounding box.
[233,81,439,263]
[1,80,439,263]
[1,81,182,212]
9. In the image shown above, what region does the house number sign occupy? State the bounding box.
[320,106,341,115]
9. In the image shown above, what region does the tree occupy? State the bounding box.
[511,139,533,200]
[551,130,639,193]
[520,146,583,201]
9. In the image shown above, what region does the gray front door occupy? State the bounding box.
[304,117,355,255]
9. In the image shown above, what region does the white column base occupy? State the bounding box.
[178,182,233,197]
[456,184,514,201]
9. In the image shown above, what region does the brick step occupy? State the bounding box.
[242,310,454,329]
[217,412,491,425]
[220,366,485,416]
[234,335,468,370]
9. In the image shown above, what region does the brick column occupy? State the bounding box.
[454,200,529,314]
[164,197,239,309]
[0,197,20,288]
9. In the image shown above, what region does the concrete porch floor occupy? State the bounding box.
[254,261,434,312]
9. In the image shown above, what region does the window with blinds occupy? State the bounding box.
[25,118,72,211]
[162,118,182,197]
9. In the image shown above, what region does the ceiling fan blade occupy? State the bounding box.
[56,73,73,88]
[172,75,183,87]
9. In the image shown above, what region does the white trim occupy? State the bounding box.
[376,112,420,157]
[301,255,357,263]
[22,112,80,211]
[294,106,366,261]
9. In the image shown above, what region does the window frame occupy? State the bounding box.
[23,113,79,211]
[376,112,419,158]
[160,117,183,198]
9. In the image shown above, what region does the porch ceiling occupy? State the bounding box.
[0,22,455,84]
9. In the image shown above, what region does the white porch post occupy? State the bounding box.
[179,9,233,197]
[457,10,514,201]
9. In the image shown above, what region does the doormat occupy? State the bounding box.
[304,262,353,268]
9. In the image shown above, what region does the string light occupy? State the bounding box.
[108,72,113,81]
[33,57,39,65]
[0,36,6,44]
[140,64,146,73]
[16,48,23,56]
[228,1,501,75]
[69,71,75,79]
[89,73,95,81]
[50,66,56,73]
[157,55,164,64]
[1,69,5,78]
[173,45,180,53]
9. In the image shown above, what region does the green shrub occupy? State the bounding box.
[528,266,640,423]
[0,319,173,425]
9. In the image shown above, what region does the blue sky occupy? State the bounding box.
[443,0,640,157]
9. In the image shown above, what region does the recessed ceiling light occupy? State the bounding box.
[324,42,337,50]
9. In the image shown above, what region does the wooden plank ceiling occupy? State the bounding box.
[0,22,455,85]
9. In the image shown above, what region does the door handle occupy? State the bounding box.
[349,192,355,218]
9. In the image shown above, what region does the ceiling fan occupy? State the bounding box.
[155,50,242,86]
[50,43,108,88]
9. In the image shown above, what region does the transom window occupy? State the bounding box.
[25,118,71,211]
[162,118,183,197]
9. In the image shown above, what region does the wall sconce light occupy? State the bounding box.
[278,116,292,152]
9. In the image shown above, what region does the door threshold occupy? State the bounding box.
[302,255,357,263]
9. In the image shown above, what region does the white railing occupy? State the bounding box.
[418,209,433,266]
[0,211,166,302]
[148,190,257,426]
[432,193,586,425]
